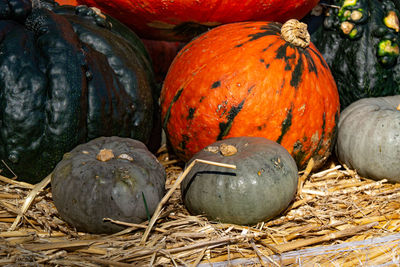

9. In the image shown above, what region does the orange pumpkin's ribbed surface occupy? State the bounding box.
[161,21,340,170]
[76,0,319,41]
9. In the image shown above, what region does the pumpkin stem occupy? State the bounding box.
[219,144,237,157]
[281,19,310,48]
[96,149,115,162]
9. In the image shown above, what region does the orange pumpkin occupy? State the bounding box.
[76,0,319,41]
[55,0,79,5]
[160,19,340,170]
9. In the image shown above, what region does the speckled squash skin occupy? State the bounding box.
[181,136,298,225]
[336,95,400,183]
[0,0,157,183]
[311,0,400,108]
[51,136,166,234]
[161,20,340,170]
[76,0,319,41]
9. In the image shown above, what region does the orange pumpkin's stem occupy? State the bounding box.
[281,19,310,48]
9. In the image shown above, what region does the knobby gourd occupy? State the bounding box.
[311,0,400,108]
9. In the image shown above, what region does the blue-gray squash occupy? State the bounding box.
[336,95,400,182]
[51,136,166,234]
[181,136,299,225]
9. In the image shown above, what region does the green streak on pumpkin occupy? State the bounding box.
[211,81,221,89]
[257,124,266,131]
[216,85,256,140]
[178,134,190,151]
[187,107,195,120]
[163,88,183,130]
[275,43,289,60]
[292,140,307,168]
[290,54,304,89]
[276,105,293,144]
[304,50,318,75]
[312,112,326,156]
[217,100,245,140]
[262,41,277,52]
[259,58,270,69]
[309,46,329,69]
[275,43,301,77]
[236,23,281,48]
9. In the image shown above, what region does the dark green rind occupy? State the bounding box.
[216,85,255,140]
[235,23,281,48]
[0,1,156,183]
[311,0,400,109]
[276,105,293,144]
[162,87,183,131]
[1,7,87,181]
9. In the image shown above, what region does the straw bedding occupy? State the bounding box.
[1,145,400,266]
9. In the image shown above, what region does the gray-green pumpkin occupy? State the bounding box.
[335,95,400,183]
[181,136,299,225]
[51,136,166,234]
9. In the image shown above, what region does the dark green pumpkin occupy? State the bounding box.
[181,136,298,225]
[0,0,158,183]
[51,136,166,234]
[311,0,400,108]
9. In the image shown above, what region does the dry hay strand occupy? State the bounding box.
[1,145,400,266]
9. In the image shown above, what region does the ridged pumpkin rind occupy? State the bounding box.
[0,1,156,182]
[181,136,298,225]
[51,136,166,234]
[335,95,400,182]
[161,21,340,170]
[76,0,319,41]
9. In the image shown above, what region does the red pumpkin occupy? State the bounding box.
[141,39,185,83]
[160,19,340,170]
[76,0,320,41]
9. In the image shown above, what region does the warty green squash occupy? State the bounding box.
[311,0,400,108]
